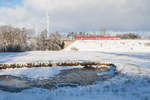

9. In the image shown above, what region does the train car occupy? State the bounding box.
[76,36,121,40]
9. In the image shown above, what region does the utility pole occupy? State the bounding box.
[100,28,106,36]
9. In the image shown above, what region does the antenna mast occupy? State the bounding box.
[46,1,50,35]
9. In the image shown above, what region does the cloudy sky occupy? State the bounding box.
[0,0,150,33]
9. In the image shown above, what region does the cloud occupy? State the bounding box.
[0,0,150,33]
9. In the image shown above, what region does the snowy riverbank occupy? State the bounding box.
[0,51,150,100]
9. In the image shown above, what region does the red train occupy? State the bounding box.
[76,36,121,40]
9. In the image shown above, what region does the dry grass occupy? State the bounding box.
[0,62,111,69]
[145,43,150,46]
[71,47,79,51]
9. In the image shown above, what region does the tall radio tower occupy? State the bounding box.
[46,1,50,34]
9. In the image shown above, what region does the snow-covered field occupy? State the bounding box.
[65,40,150,52]
[0,40,150,100]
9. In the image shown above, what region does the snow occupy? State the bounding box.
[0,66,84,80]
[0,51,150,100]
[0,40,150,100]
[97,64,116,76]
[64,40,150,52]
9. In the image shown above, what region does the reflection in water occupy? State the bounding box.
[0,75,33,92]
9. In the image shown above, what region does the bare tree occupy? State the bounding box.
[36,31,63,51]
[48,31,63,50]
[0,25,64,52]
[38,30,48,50]
[0,25,27,52]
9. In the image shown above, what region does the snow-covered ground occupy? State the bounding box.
[0,51,150,100]
[65,40,150,52]
[0,66,83,80]
[0,40,150,100]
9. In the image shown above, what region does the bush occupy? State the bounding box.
[118,33,141,39]
[71,47,79,51]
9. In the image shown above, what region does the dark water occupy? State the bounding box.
[0,75,33,92]
[0,65,116,93]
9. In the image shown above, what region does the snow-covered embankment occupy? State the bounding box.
[64,40,150,52]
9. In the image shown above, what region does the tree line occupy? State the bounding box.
[64,32,144,40]
[0,25,149,52]
[0,25,64,52]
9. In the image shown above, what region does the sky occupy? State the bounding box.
[0,0,22,8]
[0,0,150,34]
